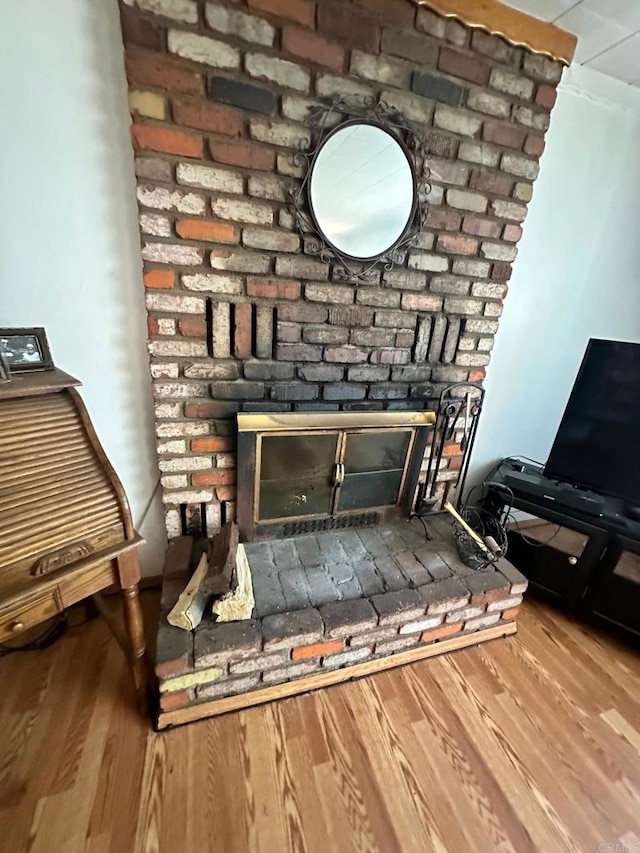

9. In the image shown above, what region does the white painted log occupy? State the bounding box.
[210,543,255,622]
[167,553,210,630]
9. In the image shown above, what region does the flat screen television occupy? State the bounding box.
[545,338,640,505]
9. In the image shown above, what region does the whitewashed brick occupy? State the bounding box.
[140,213,171,237]
[181,273,243,295]
[158,455,213,472]
[351,50,408,87]
[464,612,501,631]
[146,292,205,314]
[245,53,309,92]
[142,243,204,265]
[136,0,197,23]
[399,615,443,634]
[150,363,180,380]
[242,228,300,253]
[452,258,491,278]
[472,282,507,298]
[501,153,539,180]
[162,489,215,505]
[215,453,236,469]
[429,276,470,295]
[161,474,189,489]
[316,74,371,99]
[128,90,165,120]
[249,118,305,149]
[205,3,274,46]
[513,182,533,202]
[433,105,482,137]
[523,53,563,83]
[444,297,484,315]
[480,242,518,262]
[484,302,503,317]
[168,30,240,69]
[428,158,469,186]
[155,402,182,419]
[157,421,210,437]
[176,163,243,193]
[458,142,500,167]
[148,340,208,357]
[248,174,288,201]
[489,68,534,100]
[467,89,510,118]
[447,189,487,214]
[164,508,182,538]
[491,199,528,222]
[466,318,499,334]
[211,197,273,225]
[477,336,494,352]
[381,90,433,125]
[156,318,176,335]
[455,352,490,367]
[408,252,449,273]
[513,106,549,131]
[137,185,205,215]
[153,381,208,398]
[210,250,270,274]
[157,439,186,454]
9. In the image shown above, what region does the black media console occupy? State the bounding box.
[485,460,640,646]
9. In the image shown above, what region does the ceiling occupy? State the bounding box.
[502,0,640,86]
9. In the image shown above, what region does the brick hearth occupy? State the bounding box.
[156,516,527,725]
[118,0,564,537]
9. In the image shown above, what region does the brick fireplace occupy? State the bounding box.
[118,0,563,539]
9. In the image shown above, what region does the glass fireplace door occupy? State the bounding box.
[336,429,413,512]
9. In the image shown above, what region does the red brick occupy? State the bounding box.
[469,368,485,382]
[120,7,164,51]
[283,25,344,70]
[247,277,301,301]
[192,470,237,486]
[437,234,479,256]
[156,656,189,679]
[173,100,243,137]
[469,169,513,196]
[147,317,159,336]
[317,1,379,52]
[420,622,462,643]
[125,50,202,95]
[131,124,201,157]
[234,303,253,359]
[502,606,521,620]
[159,690,192,712]
[503,223,523,243]
[144,269,175,289]
[482,122,526,150]
[185,402,238,418]
[448,455,463,472]
[381,28,438,66]
[524,134,545,157]
[178,318,206,338]
[535,84,557,111]
[176,220,239,243]
[191,436,233,452]
[248,0,315,27]
[292,639,344,660]
[426,208,461,232]
[492,262,512,282]
[355,0,414,26]
[438,48,490,85]
[210,138,274,172]
[470,586,510,607]
[462,216,501,239]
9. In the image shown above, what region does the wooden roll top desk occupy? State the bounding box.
[0,369,151,704]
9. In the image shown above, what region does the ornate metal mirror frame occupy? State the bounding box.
[290,97,432,282]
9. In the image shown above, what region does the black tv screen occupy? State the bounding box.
[545,339,640,504]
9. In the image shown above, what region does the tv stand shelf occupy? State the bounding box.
[486,464,640,645]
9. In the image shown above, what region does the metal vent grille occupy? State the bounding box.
[282,512,379,537]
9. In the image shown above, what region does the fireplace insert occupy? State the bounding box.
[236,411,435,541]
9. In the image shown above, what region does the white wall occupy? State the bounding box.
[0,0,166,573]
[469,63,640,486]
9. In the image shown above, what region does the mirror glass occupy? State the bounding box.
[309,122,416,260]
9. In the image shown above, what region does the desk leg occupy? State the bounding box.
[117,551,154,710]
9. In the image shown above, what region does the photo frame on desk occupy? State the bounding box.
[0,327,54,372]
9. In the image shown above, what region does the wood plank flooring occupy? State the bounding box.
[1,594,639,852]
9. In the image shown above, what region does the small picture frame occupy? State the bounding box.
[0,327,54,373]
[0,353,11,384]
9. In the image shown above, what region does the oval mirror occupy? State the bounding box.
[308,120,417,261]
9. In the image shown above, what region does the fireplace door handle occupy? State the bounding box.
[334,462,345,487]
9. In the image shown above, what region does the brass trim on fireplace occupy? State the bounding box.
[237,411,435,432]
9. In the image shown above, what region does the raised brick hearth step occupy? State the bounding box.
[155,515,527,727]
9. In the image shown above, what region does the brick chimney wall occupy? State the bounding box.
[118,0,563,538]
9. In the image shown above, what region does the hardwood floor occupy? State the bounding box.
[1,594,639,853]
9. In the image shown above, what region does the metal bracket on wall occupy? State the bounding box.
[417,382,485,512]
